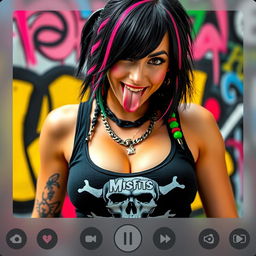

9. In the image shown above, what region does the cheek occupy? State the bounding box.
[151,71,167,87]
[110,64,119,73]
[109,64,126,79]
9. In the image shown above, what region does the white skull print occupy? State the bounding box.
[77,176,185,218]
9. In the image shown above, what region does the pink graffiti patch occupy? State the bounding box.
[61,195,76,218]
[13,11,85,65]
[193,11,228,84]
[204,97,221,121]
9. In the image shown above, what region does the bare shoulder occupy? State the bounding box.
[179,103,218,132]
[178,103,223,150]
[41,104,80,140]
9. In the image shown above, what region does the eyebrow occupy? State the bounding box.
[148,50,169,58]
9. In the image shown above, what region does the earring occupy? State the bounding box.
[164,77,171,86]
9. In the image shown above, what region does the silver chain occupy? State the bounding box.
[101,112,156,155]
[85,104,100,142]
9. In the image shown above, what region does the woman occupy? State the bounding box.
[32,0,238,218]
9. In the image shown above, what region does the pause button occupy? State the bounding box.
[114,225,142,252]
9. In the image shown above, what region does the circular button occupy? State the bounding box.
[153,227,175,250]
[114,225,142,252]
[229,228,250,249]
[80,227,103,250]
[199,228,219,249]
[37,228,58,250]
[6,228,27,249]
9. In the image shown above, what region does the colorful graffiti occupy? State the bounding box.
[13,10,243,217]
[188,11,243,216]
[13,11,89,66]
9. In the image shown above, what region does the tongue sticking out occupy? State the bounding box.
[122,85,143,112]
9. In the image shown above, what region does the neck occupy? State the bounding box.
[106,89,150,121]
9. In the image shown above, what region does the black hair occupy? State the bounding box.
[77,0,194,119]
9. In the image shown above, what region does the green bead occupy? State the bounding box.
[171,113,176,117]
[173,131,183,139]
[169,121,179,128]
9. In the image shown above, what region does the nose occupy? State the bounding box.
[128,63,146,85]
[126,201,137,214]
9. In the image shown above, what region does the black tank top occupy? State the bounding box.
[68,101,197,218]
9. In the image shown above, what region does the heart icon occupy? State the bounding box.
[42,235,52,244]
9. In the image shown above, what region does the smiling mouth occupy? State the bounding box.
[120,82,147,93]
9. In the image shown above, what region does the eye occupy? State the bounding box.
[136,193,153,203]
[148,57,166,65]
[108,194,128,203]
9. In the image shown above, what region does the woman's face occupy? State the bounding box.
[107,33,170,113]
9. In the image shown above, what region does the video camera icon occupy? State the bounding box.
[80,227,102,250]
[85,235,97,243]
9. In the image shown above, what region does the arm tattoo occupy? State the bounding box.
[36,173,61,217]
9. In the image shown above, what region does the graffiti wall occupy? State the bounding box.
[188,11,243,216]
[13,10,243,217]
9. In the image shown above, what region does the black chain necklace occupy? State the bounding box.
[104,104,152,128]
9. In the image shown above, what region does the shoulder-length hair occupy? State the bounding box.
[77,0,194,119]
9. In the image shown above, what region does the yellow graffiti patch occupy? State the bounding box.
[191,192,202,212]
[49,75,83,108]
[13,80,35,201]
[191,150,234,212]
[28,138,40,182]
[190,70,207,105]
[225,150,234,176]
[13,75,84,202]
[222,45,243,80]
[37,95,50,133]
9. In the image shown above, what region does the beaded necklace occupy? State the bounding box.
[168,113,185,150]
